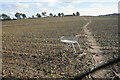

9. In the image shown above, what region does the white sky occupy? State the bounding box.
[1,0,119,18]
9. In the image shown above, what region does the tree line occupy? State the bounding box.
[0,12,80,20]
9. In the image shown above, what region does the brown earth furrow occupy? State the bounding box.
[82,17,109,78]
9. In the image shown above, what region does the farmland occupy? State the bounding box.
[87,16,119,61]
[2,16,119,79]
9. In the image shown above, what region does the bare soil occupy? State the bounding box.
[2,16,119,79]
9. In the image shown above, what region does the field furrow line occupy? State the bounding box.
[82,17,109,78]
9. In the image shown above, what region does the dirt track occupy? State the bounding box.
[80,17,120,79]
[82,17,110,78]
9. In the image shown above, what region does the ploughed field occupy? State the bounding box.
[87,16,119,61]
[2,16,119,78]
[86,16,119,78]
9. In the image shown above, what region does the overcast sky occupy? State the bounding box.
[0,0,119,18]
